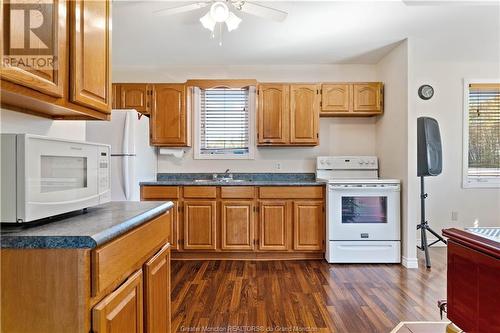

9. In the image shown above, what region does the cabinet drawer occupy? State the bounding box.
[92,212,170,296]
[259,186,323,199]
[141,186,180,199]
[183,186,217,199]
[220,186,255,199]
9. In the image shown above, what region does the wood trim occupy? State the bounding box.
[1,249,91,333]
[220,200,255,251]
[293,201,324,251]
[259,186,323,199]
[141,186,180,200]
[92,212,170,296]
[186,79,257,89]
[144,243,171,333]
[443,228,499,259]
[69,0,111,113]
[220,186,256,199]
[92,269,144,333]
[0,0,67,97]
[171,251,324,260]
[183,186,217,199]
[289,84,320,145]
[183,200,217,250]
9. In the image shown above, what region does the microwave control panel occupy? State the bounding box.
[98,146,110,197]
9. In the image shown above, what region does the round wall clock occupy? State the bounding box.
[418,85,434,100]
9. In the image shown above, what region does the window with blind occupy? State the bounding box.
[195,87,254,159]
[463,81,500,187]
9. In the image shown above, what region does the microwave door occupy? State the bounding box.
[110,155,136,201]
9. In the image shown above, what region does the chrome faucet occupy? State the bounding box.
[224,169,230,177]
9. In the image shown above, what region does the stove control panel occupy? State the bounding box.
[317,156,378,170]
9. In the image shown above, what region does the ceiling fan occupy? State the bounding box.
[152,1,288,44]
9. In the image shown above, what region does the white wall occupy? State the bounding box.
[0,108,86,141]
[114,64,380,173]
[408,37,500,234]
[375,40,414,266]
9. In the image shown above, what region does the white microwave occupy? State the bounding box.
[1,134,110,223]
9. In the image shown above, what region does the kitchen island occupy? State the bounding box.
[1,201,173,333]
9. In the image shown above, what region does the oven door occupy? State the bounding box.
[19,135,101,222]
[327,184,400,241]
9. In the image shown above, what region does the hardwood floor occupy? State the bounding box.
[171,248,447,333]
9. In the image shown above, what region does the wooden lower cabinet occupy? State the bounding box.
[93,270,144,333]
[259,201,288,251]
[144,244,171,333]
[293,201,324,251]
[221,201,254,251]
[183,200,217,250]
[141,185,325,259]
[0,211,172,333]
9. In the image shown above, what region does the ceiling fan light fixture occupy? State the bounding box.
[210,2,229,22]
[225,12,241,32]
[200,11,216,31]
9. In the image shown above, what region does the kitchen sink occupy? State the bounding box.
[193,178,247,183]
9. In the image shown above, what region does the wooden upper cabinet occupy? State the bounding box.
[117,84,152,114]
[1,0,67,97]
[144,244,171,333]
[290,84,320,145]
[70,0,111,113]
[92,269,144,333]
[150,84,190,147]
[183,201,217,250]
[259,201,288,251]
[221,201,254,251]
[353,83,383,114]
[321,84,351,115]
[293,201,323,251]
[258,84,289,145]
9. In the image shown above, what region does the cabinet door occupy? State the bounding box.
[70,0,111,113]
[293,201,323,251]
[169,201,179,250]
[144,244,171,333]
[258,84,289,144]
[353,83,383,113]
[221,201,254,251]
[1,0,67,97]
[290,84,320,145]
[93,269,143,333]
[151,84,188,146]
[120,84,151,113]
[259,201,288,251]
[321,84,351,114]
[183,201,217,250]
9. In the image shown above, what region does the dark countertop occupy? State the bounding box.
[140,180,325,186]
[1,201,173,249]
[141,173,326,186]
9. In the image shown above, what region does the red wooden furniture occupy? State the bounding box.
[443,228,500,333]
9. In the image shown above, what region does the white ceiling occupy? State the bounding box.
[112,1,500,67]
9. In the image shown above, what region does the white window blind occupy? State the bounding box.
[464,82,500,187]
[199,87,250,156]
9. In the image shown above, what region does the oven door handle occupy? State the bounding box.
[329,185,400,191]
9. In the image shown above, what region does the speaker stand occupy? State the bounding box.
[417,176,447,268]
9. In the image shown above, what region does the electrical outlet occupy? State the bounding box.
[451,211,458,221]
[275,162,282,170]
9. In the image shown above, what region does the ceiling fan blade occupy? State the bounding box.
[237,1,287,22]
[153,2,209,16]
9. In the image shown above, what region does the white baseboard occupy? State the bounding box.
[402,256,419,269]
[417,237,447,248]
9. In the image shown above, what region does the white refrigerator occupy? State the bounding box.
[86,110,156,201]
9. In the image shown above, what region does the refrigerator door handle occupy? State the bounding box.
[123,111,131,154]
[122,157,130,200]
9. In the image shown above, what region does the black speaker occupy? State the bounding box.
[417,117,442,177]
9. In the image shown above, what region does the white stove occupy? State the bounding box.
[317,156,401,264]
